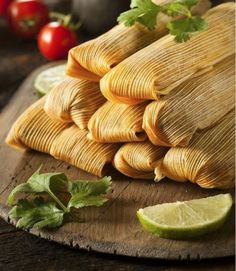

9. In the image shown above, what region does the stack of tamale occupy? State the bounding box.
[6,2,235,189]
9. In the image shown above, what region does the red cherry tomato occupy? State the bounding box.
[38,22,78,61]
[0,0,13,16]
[7,0,49,39]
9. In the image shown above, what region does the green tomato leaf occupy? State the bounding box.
[68,195,108,209]
[118,0,161,31]
[167,16,208,43]
[8,168,68,205]
[9,197,64,229]
[68,176,112,197]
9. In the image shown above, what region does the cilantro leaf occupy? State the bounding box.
[118,0,161,31]
[8,168,67,207]
[167,16,208,42]
[9,198,64,229]
[130,0,138,8]
[68,176,112,197]
[162,2,190,17]
[117,0,208,43]
[67,177,112,209]
[178,0,199,9]
[7,170,112,230]
[68,195,108,209]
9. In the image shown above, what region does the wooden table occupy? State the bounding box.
[0,214,234,270]
[0,19,234,271]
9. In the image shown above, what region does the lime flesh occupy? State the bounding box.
[34,64,67,97]
[137,194,233,239]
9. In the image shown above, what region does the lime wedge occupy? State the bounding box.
[34,64,67,97]
[137,194,233,239]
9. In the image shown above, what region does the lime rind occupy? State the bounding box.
[137,194,233,239]
[34,64,67,97]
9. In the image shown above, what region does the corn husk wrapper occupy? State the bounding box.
[100,3,235,104]
[50,126,120,177]
[66,0,211,81]
[143,56,235,147]
[155,110,235,189]
[87,101,148,143]
[5,98,70,152]
[6,99,119,177]
[44,78,106,129]
[113,142,169,179]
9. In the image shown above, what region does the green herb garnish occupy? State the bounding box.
[7,168,112,229]
[9,198,65,229]
[67,177,111,208]
[118,0,208,42]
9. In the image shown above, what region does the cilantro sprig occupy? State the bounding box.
[9,198,65,229]
[7,168,112,229]
[118,0,208,42]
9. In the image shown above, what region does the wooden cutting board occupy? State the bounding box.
[0,63,234,260]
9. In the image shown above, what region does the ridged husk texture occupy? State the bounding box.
[44,78,106,129]
[6,99,119,177]
[113,142,169,179]
[87,101,148,143]
[5,98,70,152]
[143,55,235,147]
[155,110,235,189]
[50,126,120,177]
[100,3,235,104]
[66,0,211,81]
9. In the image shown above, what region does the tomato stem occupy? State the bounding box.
[49,12,81,31]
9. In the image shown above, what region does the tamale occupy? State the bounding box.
[44,78,106,129]
[113,142,168,179]
[100,3,235,104]
[87,101,148,143]
[51,126,120,177]
[143,56,235,147]
[155,110,235,189]
[6,99,119,177]
[66,0,211,81]
[6,98,70,152]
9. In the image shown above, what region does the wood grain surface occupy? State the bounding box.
[0,218,234,271]
[0,63,234,260]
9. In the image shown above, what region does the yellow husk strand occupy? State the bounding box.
[87,101,148,143]
[100,3,235,104]
[44,78,106,129]
[6,99,119,177]
[50,126,120,177]
[143,56,235,147]
[5,98,70,152]
[113,142,169,179]
[66,0,211,81]
[155,110,235,189]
